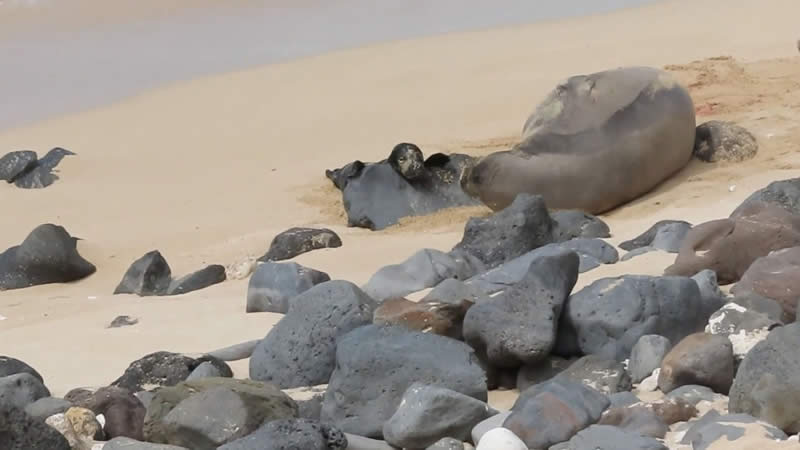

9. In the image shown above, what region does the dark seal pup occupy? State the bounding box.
[461,66,696,214]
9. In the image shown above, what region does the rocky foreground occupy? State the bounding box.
[4,173,800,449]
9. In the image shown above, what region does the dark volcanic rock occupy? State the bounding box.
[517,356,575,391]
[421,278,488,305]
[373,297,472,339]
[729,323,800,433]
[113,250,172,296]
[551,210,611,241]
[12,147,76,189]
[0,150,37,182]
[166,265,226,296]
[363,248,483,301]
[0,224,96,290]
[144,377,298,448]
[326,145,479,230]
[108,315,139,328]
[658,333,734,394]
[731,246,800,322]
[731,177,800,218]
[246,261,330,313]
[0,373,51,410]
[629,335,672,383]
[320,325,487,438]
[258,227,342,262]
[463,251,579,368]
[103,437,188,449]
[111,351,232,392]
[0,356,43,383]
[70,386,146,440]
[382,383,494,448]
[249,280,376,388]
[452,193,555,269]
[557,275,712,361]
[555,355,632,394]
[219,418,347,450]
[0,404,71,450]
[504,378,609,449]
[619,220,692,253]
[554,424,668,450]
[705,302,780,363]
[693,120,758,163]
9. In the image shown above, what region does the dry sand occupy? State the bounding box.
[1,0,799,400]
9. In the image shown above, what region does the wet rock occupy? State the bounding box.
[658,332,734,395]
[218,418,347,450]
[731,246,800,322]
[555,424,668,450]
[249,280,376,388]
[111,351,232,392]
[320,325,487,438]
[373,297,472,339]
[0,404,71,449]
[0,373,50,410]
[694,120,758,163]
[24,396,72,421]
[245,261,330,313]
[452,194,555,269]
[557,275,710,361]
[258,227,342,262]
[555,355,632,394]
[629,335,672,383]
[0,356,43,383]
[464,251,579,368]
[504,378,609,449]
[551,210,611,241]
[516,356,574,391]
[165,265,226,296]
[0,224,96,290]
[619,220,692,253]
[0,150,37,182]
[108,315,139,328]
[729,323,800,433]
[113,251,172,296]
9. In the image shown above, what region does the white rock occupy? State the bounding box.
[475,428,527,450]
[637,368,660,392]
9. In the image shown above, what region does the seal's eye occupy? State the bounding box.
[398,157,405,162]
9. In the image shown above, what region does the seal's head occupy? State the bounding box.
[389,143,425,180]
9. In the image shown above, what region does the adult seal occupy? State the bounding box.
[461,66,696,214]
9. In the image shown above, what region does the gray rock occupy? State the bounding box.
[0,356,43,383]
[555,355,632,394]
[0,150,37,182]
[0,224,96,290]
[343,433,396,450]
[621,247,658,262]
[427,437,465,450]
[463,251,579,368]
[504,378,609,449]
[246,262,331,314]
[249,280,376,388]
[245,261,330,313]
[471,411,511,445]
[731,292,786,323]
[422,278,489,306]
[165,265,226,296]
[219,418,347,450]
[658,332,734,395]
[108,315,139,328]
[0,404,71,449]
[730,177,800,218]
[282,385,326,421]
[113,250,172,296]
[608,392,641,408]
[452,193,555,269]
[619,220,692,252]
[554,424,668,450]
[680,412,787,450]
[729,323,800,433]
[204,340,261,362]
[598,405,669,438]
[557,275,711,361]
[23,396,72,421]
[694,120,758,163]
[258,227,342,262]
[691,270,728,312]
[143,378,298,448]
[363,248,483,302]
[705,302,780,363]
[135,391,155,410]
[629,335,672,383]
[665,385,717,407]
[186,362,224,380]
[559,238,619,271]
[551,210,611,241]
[111,351,232,392]
[0,373,50,410]
[383,383,495,448]
[12,147,75,189]
[104,437,188,449]
[320,325,487,438]
[517,356,574,391]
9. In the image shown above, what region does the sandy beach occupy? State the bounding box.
[1,0,799,409]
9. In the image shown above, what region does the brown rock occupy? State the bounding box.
[644,397,698,425]
[598,405,668,438]
[731,246,800,322]
[70,385,146,440]
[665,204,800,284]
[658,332,734,395]
[65,407,104,441]
[373,297,472,339]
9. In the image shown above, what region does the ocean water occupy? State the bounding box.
[0,0,659,131]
